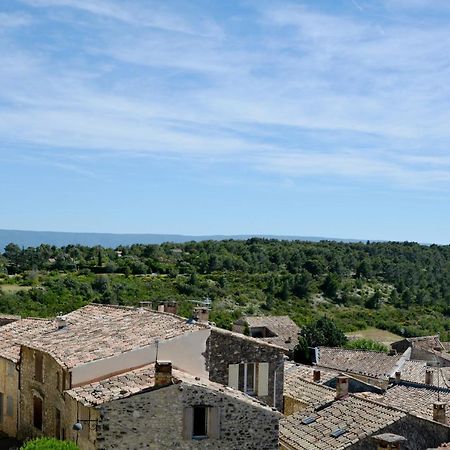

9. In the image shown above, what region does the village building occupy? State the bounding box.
[391,336,450,367]
[232,315,300,353]
[0,304,284,448]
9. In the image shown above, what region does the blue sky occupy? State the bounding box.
[1,0,450,243]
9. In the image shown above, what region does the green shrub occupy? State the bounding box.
[21,438,80,450]
[344,338,389,353]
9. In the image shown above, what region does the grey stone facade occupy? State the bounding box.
[96,382,280,450]
[205,329,285,410]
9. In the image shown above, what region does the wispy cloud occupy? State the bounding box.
[2,0,450,191]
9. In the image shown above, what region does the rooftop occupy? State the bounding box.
[285,362,339,385]
[241,315,300,350]
[370,384,450,423]
[280,394,405,450]
[25,304,205,368]
[284,371,336,409]
[399,361,450,388]
[67,363,276,413]
[317,347,402,379]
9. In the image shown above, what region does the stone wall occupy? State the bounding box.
[0,357,19,436]
[95,382,279,450]
[18,346,70,441]
[205,329,284,410]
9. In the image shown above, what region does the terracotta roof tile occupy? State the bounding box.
[280,395,406,450]
[317,347,401,379]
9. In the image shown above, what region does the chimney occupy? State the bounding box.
[164,302,178,315]
[157,304,165,313]
[433,402,446,424]
[155,361,173,387]
[373,433,407,450]
[336,376,349,400]
[425,369,434,385]
[395,371,401,382]
[194,307,209,323]
[313,369,321,383]
[56,316,67,330]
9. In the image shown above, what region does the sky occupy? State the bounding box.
[1,0,450,243]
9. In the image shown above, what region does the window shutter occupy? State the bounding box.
[208,407,221,439]
[182,407,194,440]
[257,362,269,396]
[228,364,239,389]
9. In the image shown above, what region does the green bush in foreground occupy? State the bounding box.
[344,338,389,353]
[21,438,80,450]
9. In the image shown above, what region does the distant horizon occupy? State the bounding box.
[2,1,450,244]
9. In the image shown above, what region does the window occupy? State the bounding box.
[6,396,13,417]
[56,372,60,391]
[183,406,220,440]
[34,353,43,383]
[55,408,61,440]
[193,406,207,438]
[33,396,43,430]
[228,362,269,396]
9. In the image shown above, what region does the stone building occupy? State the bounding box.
[232,315,300,353]
[2,304,284,448]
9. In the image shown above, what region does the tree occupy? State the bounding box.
[321,273,340,299]
[21,438,80,449]
[293,316,347,363]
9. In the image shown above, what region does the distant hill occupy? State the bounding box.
[0,229,363,250]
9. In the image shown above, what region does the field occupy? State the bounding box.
[346,327,403,346]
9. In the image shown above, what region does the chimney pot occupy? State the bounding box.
[194,307,209,323]
[433,402,446,424]
[164,302,178,315]
[395,371,401,382]
[155,361,172,387]
[56,316,67,330]
[157,304,165,313]
[336,375,349,400]
[425,369,434,385]
[313,369,321,383]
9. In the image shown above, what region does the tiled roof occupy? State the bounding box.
[67,364,277,413]
[399,361,450,388]
[371,384,450,423]
[280,395,405,450]
[317,347,401,379]
[0,318,53,362]
[26,304,205,368]
[407,335,444,351]
[243,315,300,350]
[284,372,336,408]
[285,362,339,385]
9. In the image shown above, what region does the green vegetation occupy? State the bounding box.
[344,338,389,353]
[0,239,449,339]
[21,438,79,449]
[294,316,348,363]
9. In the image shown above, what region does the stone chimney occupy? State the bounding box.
[433,402,446,424]
[155,361,173,387]
[164,302,178,315]
[336,376,349,400]
[56,316,67,330]
[373,433,407,450]
[157,304,165,313]
[313,369,321,383]
[425,369,434,385]
[194,307,209,323]
[395,371,401,382]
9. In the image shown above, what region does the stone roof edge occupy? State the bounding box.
[209,326,287,351]
[318,346,400,356]
[392,380,450,393]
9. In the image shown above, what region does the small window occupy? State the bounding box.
[6,396,13,417]
[193,406,207,438]
[7,362,15,378]
[55,408,61,439]
[34,353,43,383]
[33,396,43,430]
